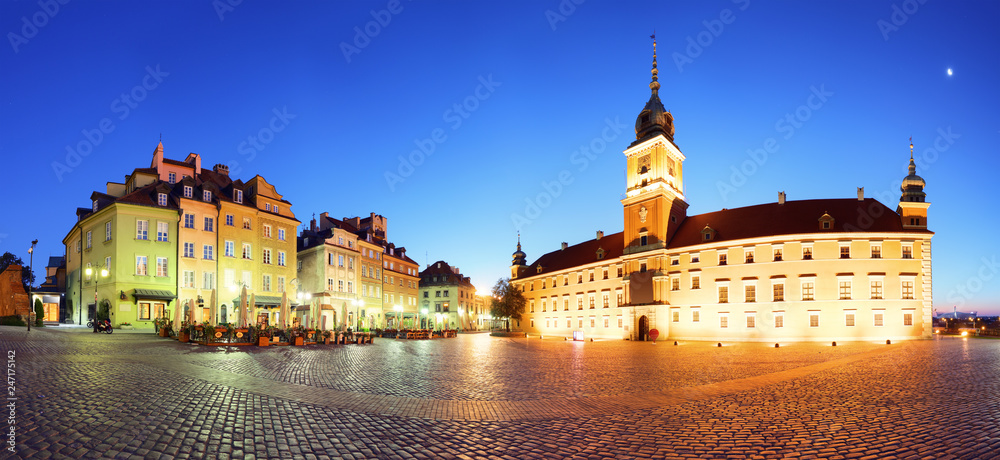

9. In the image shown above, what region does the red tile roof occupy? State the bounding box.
[521,199,930,277]
[668,198,928,248]
[524,232,624,277]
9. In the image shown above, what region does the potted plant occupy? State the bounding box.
[321,330,332,345]
[178,321,191,343]
[119,322,134,330]
[255,324,271,346]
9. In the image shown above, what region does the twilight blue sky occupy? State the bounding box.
[2,1,998,314]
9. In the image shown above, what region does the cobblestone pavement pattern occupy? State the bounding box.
[2,327,998,459]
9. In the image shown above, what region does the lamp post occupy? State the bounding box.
[84,263,109,331]
[27,240,37,331]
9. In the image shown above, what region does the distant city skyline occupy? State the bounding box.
[2,1,998,313]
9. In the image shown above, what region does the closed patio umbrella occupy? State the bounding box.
[173,296,182,332]
[249,293,256,326]
[209,289,217,325]
[239,285,248,327]
[187,298,196,324]
[280,291,289,328]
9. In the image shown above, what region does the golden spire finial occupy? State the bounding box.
[909,136,913,159]
[649,31,659,93]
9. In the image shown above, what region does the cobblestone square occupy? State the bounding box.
[3,327,998,459]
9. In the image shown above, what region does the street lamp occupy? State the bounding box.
[27,240,37,331]
[84,263,109,329]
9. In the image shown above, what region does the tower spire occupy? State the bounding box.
[650,32,659,94]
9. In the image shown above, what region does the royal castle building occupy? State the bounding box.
[511,41,933,342]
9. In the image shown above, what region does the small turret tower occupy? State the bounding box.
[898,138,929,229]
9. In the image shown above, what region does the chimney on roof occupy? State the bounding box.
[185,153,202,175]
[857,187,864,201]
[561,242,568,250]
[452,267,460,274]
[596,230,604,240]
[310,216,317,232]
[778,191,786,205]
[212,163,229,176]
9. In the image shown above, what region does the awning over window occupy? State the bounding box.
[132,289,176,305]
[253,295,282,307]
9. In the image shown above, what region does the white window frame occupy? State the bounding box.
[745,312,756,328]
[800,276,816,301]
[873,309,885,327]
[719,312,729,329]
[771,279,785,302]
[845,309,857,327]
[774,311,784,328]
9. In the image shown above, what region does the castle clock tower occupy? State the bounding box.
[621,37,689,306]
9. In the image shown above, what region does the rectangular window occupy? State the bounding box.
[745,250,754,263]
[203,272,214,290]
[278,276,285,293]
[235,189,243,203]
[773,283,784,301]
[263,275,271,292]
[874,312,884,327]
[243,218,251,230]
[809,313,820,327]
[692,309,700,322]
[840,246,851,259]
[264,225,272,238]
[105,256,111,273]
[156,222,168,242]
[225,241,234,257]
[226,214,234,226]
[136,220,148,240]
[183,186,192,198]
[903,312,913,326]
[588,295,595,309]
[338,255,344,267]
[745,285,756,302]
[691,276,700,289]
[278,251,286,267]
[183,270,195,288]
[774,313,784,328]
[902,245,913,259]
[339,280,345,292]
[871,246,882,258]
[204,217,214,232]
[184,214,195,229]
[263,249,272,265]
[274,205,280,214]
[203,190,212,202]
[577,297,583,310]
[839,281,851,300]
[105,221,112,241]
[720,314,729,328]
[564,299,570,311]
[278,228,286,241]
[902,281,914,299]
[224,270,234,289]
[846,312,856,327]
[671,278,679,291]
[139,302,151,320]
[871,281,883,299]
[86,231,92,249]
[156,257,168,277]
[802,247,813,260]
[718,286,729,303]
[168,172,176,184]
[603,293,609,308]
[773,249,783,261]
[746,313,756,328]
[203,244,214,260]
[265,203,271,212]
[719,253,727,265]
[691,254,700,263]
[328,278,335,291]
[802,282,815,301]
[183,242,194,258]
[672,310,679,322]
[242,243,252,259]
[157,193,167,206]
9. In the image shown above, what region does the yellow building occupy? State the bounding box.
[382,243,419,329]
[297,213,361,330]
[512,41,933,342]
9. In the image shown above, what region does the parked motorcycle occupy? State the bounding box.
[92,319,113,334]
[86,319,93,328]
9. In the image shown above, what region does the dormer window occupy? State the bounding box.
[596,248,605,260]
[536,265,543,274]
[819,213,835,230]
[183,186,193,198]
[157,193,167,206]
[92,200,98,212]
[234,190,243,203]
[701,225,715,242]
[203,190,212,202]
